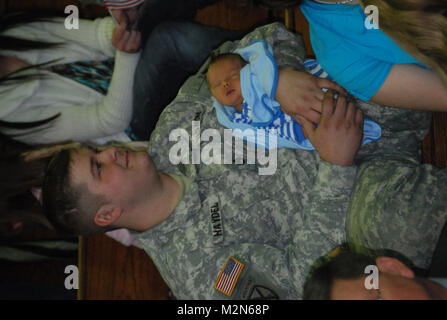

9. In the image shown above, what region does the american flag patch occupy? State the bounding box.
[214,256,245,296]
[103,0,145,9]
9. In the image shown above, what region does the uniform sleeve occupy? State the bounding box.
[301,158,357,245]
[161,244,300,299]
[256,159,357,298]
[287,158,357,293]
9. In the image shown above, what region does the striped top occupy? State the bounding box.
[103,0,145,9]
[231,58,329,144]
[232,101,302,143]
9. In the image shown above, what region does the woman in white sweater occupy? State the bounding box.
[0,12,140,145]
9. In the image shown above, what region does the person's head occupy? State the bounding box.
[42,143,157,236]
[303,247,447,300]
[360,0,447,87]
[206,53,248,110]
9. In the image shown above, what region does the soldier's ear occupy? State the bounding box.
[94,204,122,227]
[376,257,414,279]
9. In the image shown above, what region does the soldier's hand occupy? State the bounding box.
[298,90,363,166]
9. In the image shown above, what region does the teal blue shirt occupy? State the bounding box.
[300,0,424,100]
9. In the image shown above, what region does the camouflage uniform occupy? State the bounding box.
[347,99,447,269]
[132,23,447,299]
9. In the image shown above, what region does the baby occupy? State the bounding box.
[206,51,311,146]
[206,40,381,150]
[206,53,247,112]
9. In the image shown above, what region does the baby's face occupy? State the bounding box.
[207,57,244,109]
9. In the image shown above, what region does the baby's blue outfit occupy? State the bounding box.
[213,40,381,150]
[232,101,306,147]
[300,0,424,101]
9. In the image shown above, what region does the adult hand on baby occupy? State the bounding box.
[275,67,346,124]
[298,90,363,166]
[111,9,141,53]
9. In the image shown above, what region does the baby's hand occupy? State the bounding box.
[275,67,346,124]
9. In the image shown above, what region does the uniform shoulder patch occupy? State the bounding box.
[214,256,245,297]
[248,285,279,300]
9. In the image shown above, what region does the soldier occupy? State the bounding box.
[36,23,447,299]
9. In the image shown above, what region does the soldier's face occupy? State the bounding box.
[69,146,158,210]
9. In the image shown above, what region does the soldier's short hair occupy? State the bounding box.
[42,147,112,236]
[302,245,420,300]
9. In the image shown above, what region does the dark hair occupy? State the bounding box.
[0,12,62,51]
[0,132,52,228]
[42,149,79,235]
[209,52,247,66]
[0,115,61,136]
[302,245,420,300]
[42,147,110,236]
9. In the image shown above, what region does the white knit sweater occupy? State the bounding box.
[0,16,140,144]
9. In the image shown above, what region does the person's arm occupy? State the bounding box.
[16,17,141,144]
[161,234,353,299]
[7,17,118,61]
[23,52,140,144]
[286,90,361,293]
[371,64,447,112]
[41,11,137,56]
[275,67,347,124]
[1,15,136,65]
[43,16,117,55]
[295,90,362,242]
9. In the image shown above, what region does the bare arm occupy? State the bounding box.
[16,14,141,144]
[371,64,447,111]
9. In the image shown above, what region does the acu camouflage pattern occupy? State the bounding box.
[133,23,447,299]
[347,99,447,269]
